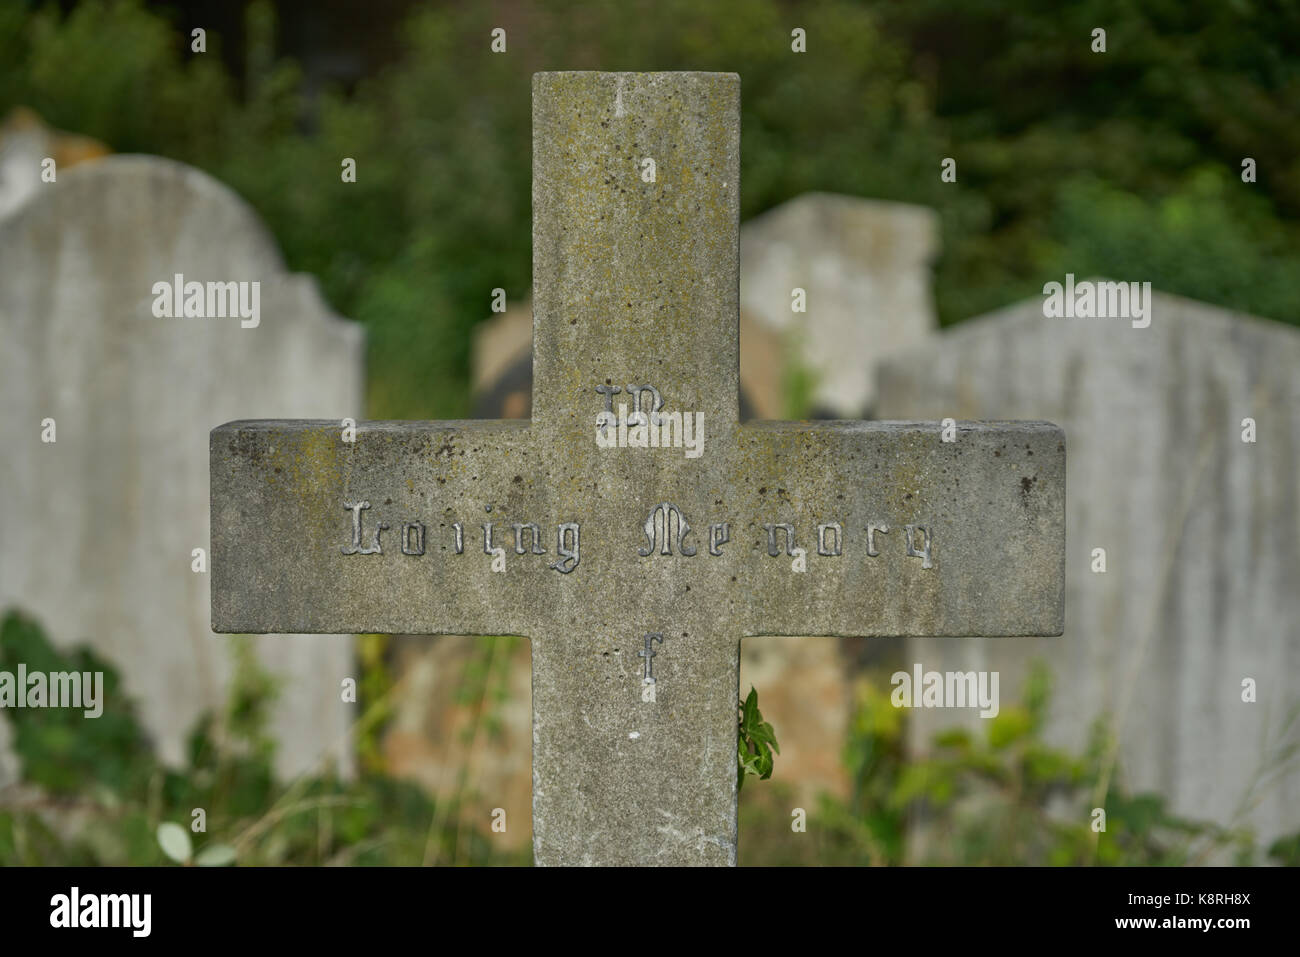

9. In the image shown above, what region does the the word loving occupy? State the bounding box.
[337,499,934,574]
[341,500,580,573]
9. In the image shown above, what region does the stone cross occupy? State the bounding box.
[210,72,1065,866]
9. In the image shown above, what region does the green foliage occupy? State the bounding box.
[780,355,817,420]
[0,611,146,796]
[155,820,234,865]
[457,636,522,741]
[737,686,780,789]
[877,0,1300,326]
[741,662,1296,866]
[355,634,393,775]
[0,610,527,867]
[155,821,192,863]
[1041,169,1299,319]
[4,612,1295,866]
[1267,832,1300,867]
[4,0,1295,421]
[4,0,235,157]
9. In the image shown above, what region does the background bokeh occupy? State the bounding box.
[5,0,1296,419]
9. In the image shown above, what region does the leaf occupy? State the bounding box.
[156,822,192,864]
[988,706,1033,749]
[194,843,237,867]
[737,687,780,786]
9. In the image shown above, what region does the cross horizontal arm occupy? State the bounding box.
[717,420,1066,638]
[211,419,557,636]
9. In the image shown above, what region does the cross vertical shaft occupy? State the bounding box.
[528,72,746,865]
[531,72,741,432]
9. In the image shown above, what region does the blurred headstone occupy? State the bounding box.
[877,288,1300,850]
[471,303,535,420]
[382,635,532,850]
[739,193,939,417]
[0,155,363,780]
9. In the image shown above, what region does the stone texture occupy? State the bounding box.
[211,73,1065,865]
[739,193,939,416]
[876,290,1300,848]
[456,194,942,818]
[468,192,939,420]
[0,155,362,779]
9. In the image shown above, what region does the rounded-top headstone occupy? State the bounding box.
[0,155,363,777]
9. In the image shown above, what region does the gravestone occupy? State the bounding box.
[471,303,536,419]
[211,72,1066,865]
[0,155,362,779]
[739,193,939,417]
[470,192,938,420]
[877,290,1300,849]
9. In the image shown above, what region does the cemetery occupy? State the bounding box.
[208,71,1064,865]
[0,1,1295,879]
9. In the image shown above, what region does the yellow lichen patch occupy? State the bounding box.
[261,426,350,539]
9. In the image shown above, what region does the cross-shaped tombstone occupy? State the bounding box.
[211,72,1065,866]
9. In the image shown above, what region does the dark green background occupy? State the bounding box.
[4,0,1295,419]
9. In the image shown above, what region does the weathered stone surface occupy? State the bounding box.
[213,420,1064,637]
[740,193,939,416]
[455,193,942,817]
[211,73,1065,865]
[468,191,939,420]
[0,155,362,778]
[877,291,1300,848]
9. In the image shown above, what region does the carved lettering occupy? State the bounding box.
[401,522,425,556]
[335,502,930,573]
[817,522,842,557]
[595,384,622,440]
[625,383,664,426]
[709,522,730,556]
[513,522,546,555]
[341,501,387,555]
[905,524,934,569]
[639,503,696,556]
[639,633,663,683]
[551,522,581,574]
[763,523,796,557]
[866,522,889,557]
